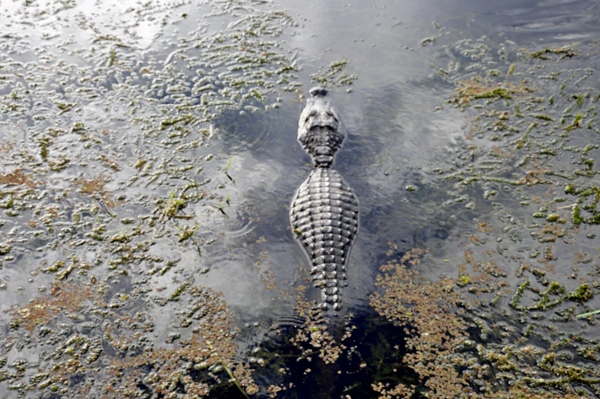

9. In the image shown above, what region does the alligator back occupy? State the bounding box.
[291,168,358,310]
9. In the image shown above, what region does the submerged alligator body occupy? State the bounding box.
[290,87,358,311]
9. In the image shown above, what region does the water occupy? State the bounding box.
[2,0,600,397]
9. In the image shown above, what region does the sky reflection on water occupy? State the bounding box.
[2,0,600,397]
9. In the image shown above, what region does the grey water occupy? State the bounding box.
[1,0,600,397]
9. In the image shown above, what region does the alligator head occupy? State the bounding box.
[297,87,344,167]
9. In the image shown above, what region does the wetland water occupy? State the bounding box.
[2,0,600,398]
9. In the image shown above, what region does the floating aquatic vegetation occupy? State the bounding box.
[0,170,40,188]
[369,245,599,398]
[98,285,259,398]
[529,45,580,60]
[2,276,258,398]
[0,0,304,272]
[9,281,100,332]
[357,30,600,398]
[370,248,468,398]
[451,75,534,109]
[290,287,354,365]
[248,285,359,398]
[0,1,307,396]
[75,174,122,209]
[428,34,600,223]
[310,59,358,88]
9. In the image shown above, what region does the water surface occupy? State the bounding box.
[2,0,600,398]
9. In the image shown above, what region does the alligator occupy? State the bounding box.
[290,87,359,311]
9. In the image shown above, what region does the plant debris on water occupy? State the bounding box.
[0,0,301,397]
[405,32,600,398]
[3,1,600,398]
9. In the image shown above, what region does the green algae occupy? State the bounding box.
[3,278,255,398]
[1,3,600,399]
[510,280,530,310]
[566,283,594,303]
[563,184,600,224]
[474,87,512,100]
[530,46,578,59]
[566,112,584,131]
[0,3,303,394]
[417,32,600,397]
[310,59,358,88]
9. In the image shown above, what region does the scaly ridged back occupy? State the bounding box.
[291,168,358,310]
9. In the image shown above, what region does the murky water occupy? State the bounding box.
[2,0,600,398]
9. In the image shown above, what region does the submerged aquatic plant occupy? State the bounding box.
[450,75,534,110]
[98,286,259,398]
[3,279,258,398]
[369,246,598,399]
[370,248,468,398]
[310,59,358,88]
[0,169,40,188]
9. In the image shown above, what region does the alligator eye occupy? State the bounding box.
[326,111,338,122]
[305,110,317,123]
